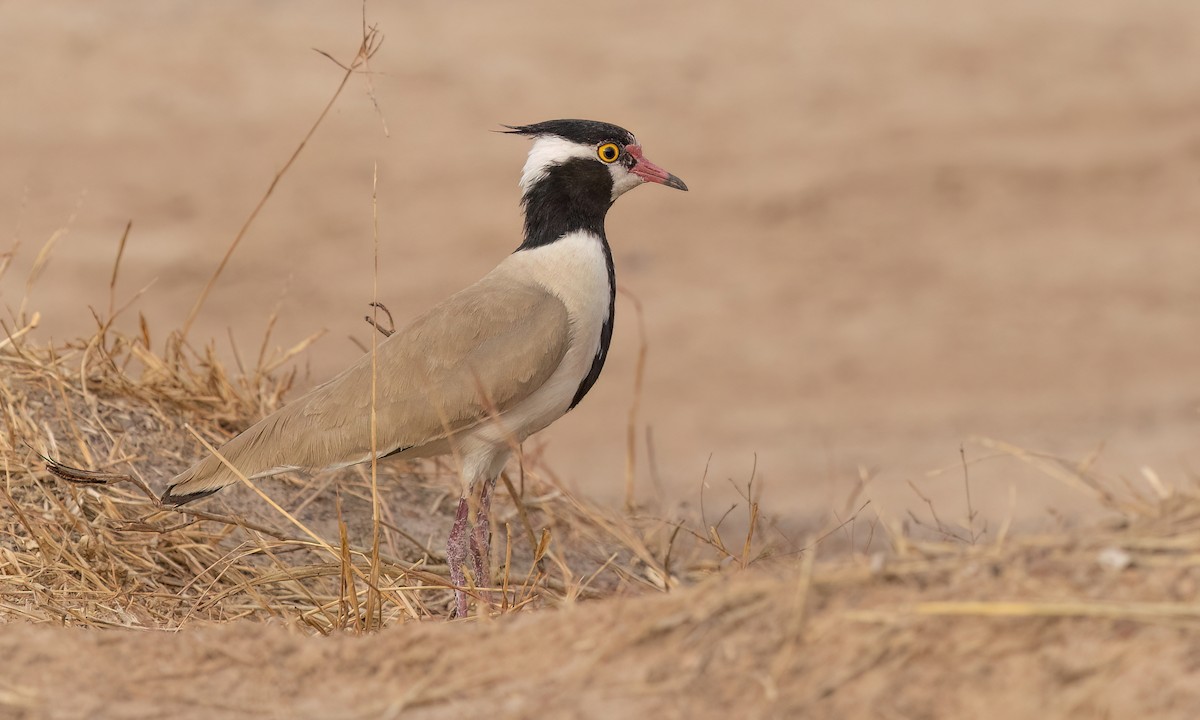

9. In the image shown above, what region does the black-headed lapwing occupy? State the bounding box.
[161,119,686,616]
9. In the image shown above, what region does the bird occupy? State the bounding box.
[159,119,687,617]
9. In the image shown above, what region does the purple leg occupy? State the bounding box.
[469,475,498,603]
[446,496,471,618]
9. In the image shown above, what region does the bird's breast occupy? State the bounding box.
[479,230,615,441]
[512,230,612,337]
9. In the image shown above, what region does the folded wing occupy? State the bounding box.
[163,277,570,503]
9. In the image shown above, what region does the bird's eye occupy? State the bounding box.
[597,142,620,164]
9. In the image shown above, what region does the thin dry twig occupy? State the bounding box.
[364,302,395,337]
[179,25,386,342]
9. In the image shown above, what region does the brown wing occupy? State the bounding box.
[163,276,570,501]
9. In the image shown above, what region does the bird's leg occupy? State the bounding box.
[469,474,499,604]
[446,496,471,618]
[449,449,509,617]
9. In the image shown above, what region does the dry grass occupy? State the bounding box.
[4,446,1200,718]
[7,243,1200,637]
[0,224,784,630]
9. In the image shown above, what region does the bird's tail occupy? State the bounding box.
[161,413,295,505]
[160,457,239,505]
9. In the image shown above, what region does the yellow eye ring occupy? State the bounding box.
[597,142,620,164]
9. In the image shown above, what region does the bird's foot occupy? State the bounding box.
[447,496,471,618]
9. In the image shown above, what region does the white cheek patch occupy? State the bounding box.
[609,165,645,200]
[519,136,595,193]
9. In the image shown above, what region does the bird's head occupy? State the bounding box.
[504,119,687,203]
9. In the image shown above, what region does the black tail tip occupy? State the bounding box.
[160,486,220,506]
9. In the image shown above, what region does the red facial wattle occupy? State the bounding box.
[626,144,688,191]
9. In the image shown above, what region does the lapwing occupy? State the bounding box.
[160,119,686,617]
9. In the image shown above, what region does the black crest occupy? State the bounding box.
[503,119,636,147]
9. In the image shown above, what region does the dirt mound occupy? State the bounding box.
[6,534,1200,719]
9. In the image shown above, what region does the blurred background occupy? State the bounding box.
[2,0,1198,534]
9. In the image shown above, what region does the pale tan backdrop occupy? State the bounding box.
[3,0,1198,533]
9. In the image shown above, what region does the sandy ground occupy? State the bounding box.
[2,1,1200,716]
[7,549,1200,720]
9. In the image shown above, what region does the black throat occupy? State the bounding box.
[517,158,613,251]
[516,158,616,411]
